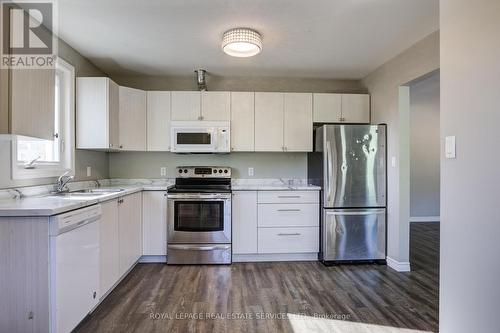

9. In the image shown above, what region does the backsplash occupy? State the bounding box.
[108,152,308,179]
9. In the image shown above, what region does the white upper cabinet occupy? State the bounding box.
[77,77,120,150]
[119,86,147,151]
[171,91,201,121]
[283,93,313,152]
[230,92,254,151]
[147,91,171,151]
[312,93,370,123]
[341,94,370,123]
[201,91,230,121]
[255,92,284,151]
[10,69,56,140]
[313,93,342,122]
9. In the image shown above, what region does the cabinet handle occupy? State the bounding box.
[277,209,301,212]
[277,233,301,236]
[277,195,301,199]
[119,145,123,149]
[93,291,97,299]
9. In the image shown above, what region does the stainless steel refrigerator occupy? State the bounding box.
[308,124,387,265]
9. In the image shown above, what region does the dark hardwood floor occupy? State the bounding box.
[76,223,440,333]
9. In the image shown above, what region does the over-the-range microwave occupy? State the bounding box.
[170,121,230,153]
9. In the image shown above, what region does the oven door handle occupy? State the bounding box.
[167,194,231,200]
[168,244,231,251]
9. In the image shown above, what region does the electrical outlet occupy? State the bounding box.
[248,167,254,176]
[160,167,167,177]
[86,166,92,177]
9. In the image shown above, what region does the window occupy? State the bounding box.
[11,58,75,179]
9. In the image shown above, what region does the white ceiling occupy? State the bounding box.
[58,0,438,79]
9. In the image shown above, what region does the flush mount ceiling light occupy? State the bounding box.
[222,28,262,57]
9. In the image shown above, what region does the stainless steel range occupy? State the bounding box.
[167,166,231,264]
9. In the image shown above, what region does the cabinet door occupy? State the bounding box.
[232,191,258,254]
[119,86,147,150]
[118,192,142,276]
[230,92,254,151]
[99,199,120,297]
[341,94,370,123]
[10,69,55,140]
[255,92,284,151]
[201,91,230,121]
[142,191,167,256]
[77,77,118,149]
[284,93,313,152]
[147,91,171,151]
[313,93,341,122]
[108,80,120,149]
[171,91,201,121]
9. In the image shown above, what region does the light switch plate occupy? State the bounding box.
[160,167,167,176]
[391,157,397,168]
[248,167,254,176]
[445,136,456,159]
[86,166,91,177]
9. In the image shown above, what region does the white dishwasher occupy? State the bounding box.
[49,204,101,333]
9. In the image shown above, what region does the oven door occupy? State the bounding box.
[167,193,231,244]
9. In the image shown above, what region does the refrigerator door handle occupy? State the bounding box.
[325,209,386,216]
[326,140,333,203]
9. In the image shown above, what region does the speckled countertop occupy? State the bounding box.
[0,178,320,217]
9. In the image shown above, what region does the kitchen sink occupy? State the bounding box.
[72,188,125,194]
[51,188,125,198]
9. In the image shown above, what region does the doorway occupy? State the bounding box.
[408,71,440,272]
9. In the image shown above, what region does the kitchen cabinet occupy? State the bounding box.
[313,93,341,122]
[201,91,230,121]
[118,192,142,276]
[257,190,319,254]
[142,191,167,256]
[255,92,284,151]
[99,199,120,297]
[312,93,370,123]
[77,77,120,150]
[341,94,370,123]
[171,91,201,121]
[258,227,319,254]
[147,91,171,151]
[232,191,258,254]
[119,86,147,151]
[230,92,255,151]
[283,93,313,152]
[9,69,56,140]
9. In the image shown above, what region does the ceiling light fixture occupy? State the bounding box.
[222,28,262,57]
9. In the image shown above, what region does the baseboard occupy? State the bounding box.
[139,255,167,263]
[386,256,411,272]
[233,253,318,263]
[410,216,440,223]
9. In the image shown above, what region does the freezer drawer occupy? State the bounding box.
[322,208,386,262]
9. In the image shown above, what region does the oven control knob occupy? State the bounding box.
[178,169,182,173]
[184,169,188,173]
[224,169,228,173]
[218,169,222,173]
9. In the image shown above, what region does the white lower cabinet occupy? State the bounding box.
[118,192,142,276]
[142,191,167,256]
[258,227,319,254]
[232,191,258,254]
[232,190,320,258]
[99,199,120,298]
[258,203,319,227]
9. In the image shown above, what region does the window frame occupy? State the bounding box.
[11,58,75,179]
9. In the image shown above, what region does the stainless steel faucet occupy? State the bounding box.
[54,170,74,193]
